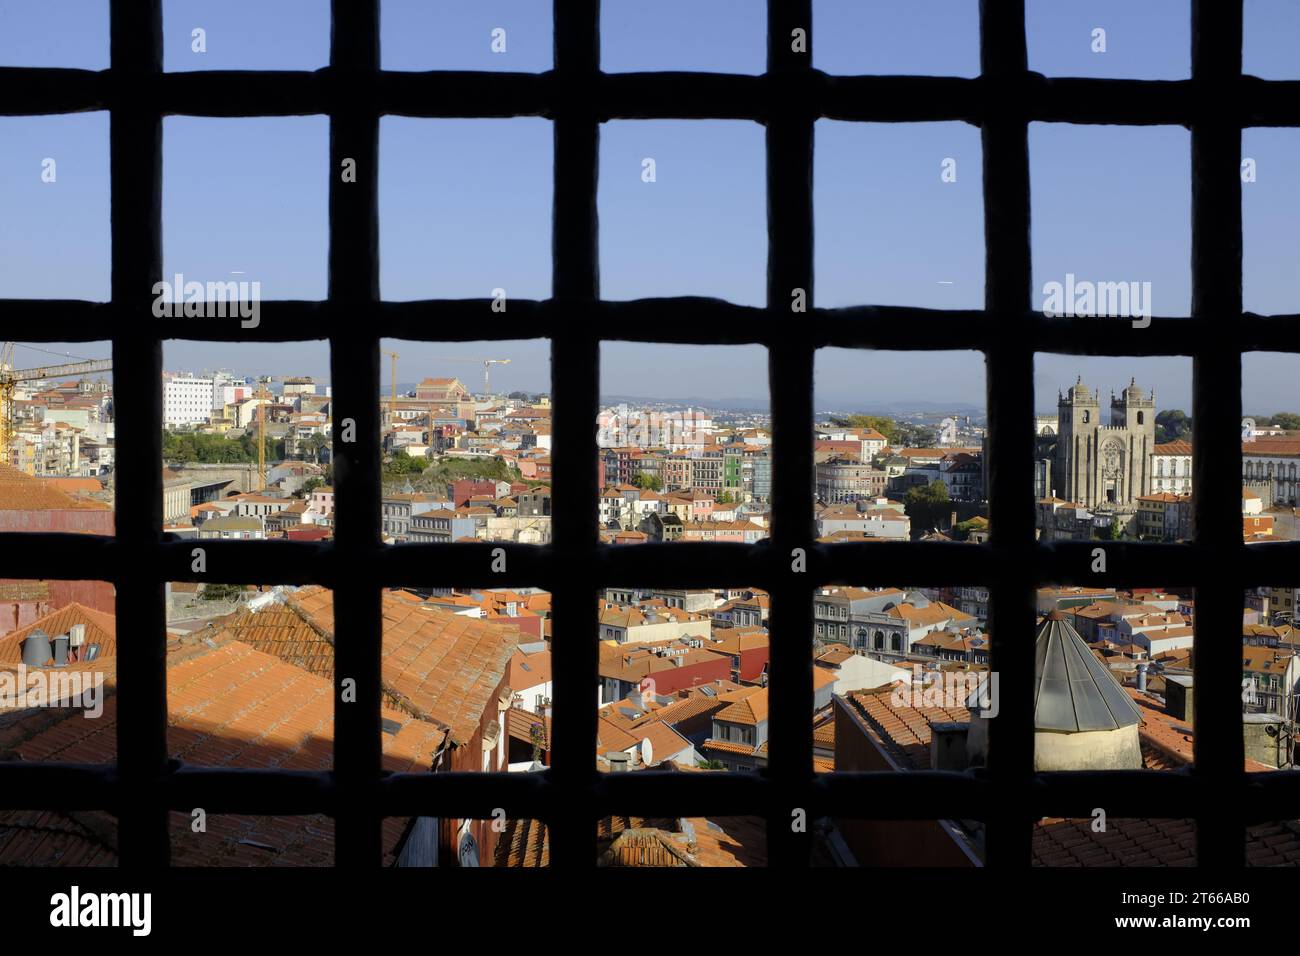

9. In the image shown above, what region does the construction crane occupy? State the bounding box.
[481,358,510,396]
[0,343,113,461]
[430,356,512,396]
[254,376,275,491]
[379,348,400,421]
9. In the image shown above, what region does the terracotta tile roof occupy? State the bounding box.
[597,716,639,754]
[0,464,109,511]
[886,600,971,626]
[492,816,550,867]
[1242,645,1294,675]
[0,638,442,866]
[715,687,768,725]
[508,647,551,688]
[844,683,971,771]
[813,715,836,748]
[210,587,521,746]
[1244,439,1300,456]
[0,809,118,866]
[651,691,734,726]
[708,630,770,654]
[637,720,693,765]
[816,646,856,667]
[0,603,117,665]
[700,738,761,757]
[1032,817,1197,867]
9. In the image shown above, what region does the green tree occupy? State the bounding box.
[201,583,243,602]
[385,449,427,476]
[831,414,897,441]
[633,471,663,491]
[1266,412,1300,431]
[904,480,951,534]
[716,490,734,505]
[1097,517,1124,541]
[1155,409,1191,444]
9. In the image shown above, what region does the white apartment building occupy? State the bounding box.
[164,376,216,427]
[1151,440,1193,495]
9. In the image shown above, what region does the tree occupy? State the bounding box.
[716,490,735,505]
[1097,517,1124,541]
[1155,409,1191,444]
[1267,412,1300,431]
[895,423,938,449]
[299,477,324,498]
[831,414,897,440]
[904,480,951,533]
[303,432,330,463]
[633,471,662,491]
[201,583,243,602]
[385,449,426,475]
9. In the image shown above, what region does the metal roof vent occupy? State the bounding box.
[1034,611,1142,732]
[69,623,87,647]
[51,633,70,667]
[21,629,52,667]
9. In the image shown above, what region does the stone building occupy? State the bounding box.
[1054,377,1155,509]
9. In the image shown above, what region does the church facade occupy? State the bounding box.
[1053,378,1155,509]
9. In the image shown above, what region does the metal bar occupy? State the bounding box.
[1190,0,1248,870]
[0,0,1284,874]
[328,0,383,869]
[765,0,815,869]
[979,0,1035,871]
[548,0,601,870]
[108,0,168,869]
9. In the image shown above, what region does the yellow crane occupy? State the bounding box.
[380,349,401,424]
[1,343,113,464]
[254,376,275,491]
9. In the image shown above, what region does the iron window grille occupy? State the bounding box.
[0,0,1296,870]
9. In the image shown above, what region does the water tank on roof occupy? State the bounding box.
[51,633,70,667]
[21,629,52,667]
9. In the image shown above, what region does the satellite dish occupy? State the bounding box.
[641,737,654,767]
[457,830,479,867]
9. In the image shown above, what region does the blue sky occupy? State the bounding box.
[2,0,1300,411]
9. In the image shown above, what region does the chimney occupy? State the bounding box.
[1136,661,1148,693]
[21,629,53,667]
[930,722,970,771]
[51,634,70,667]
[607,751,630,772]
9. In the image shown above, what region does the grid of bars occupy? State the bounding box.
[1,0,1298,870]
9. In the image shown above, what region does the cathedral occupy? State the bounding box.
[1053,377,1155,509]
